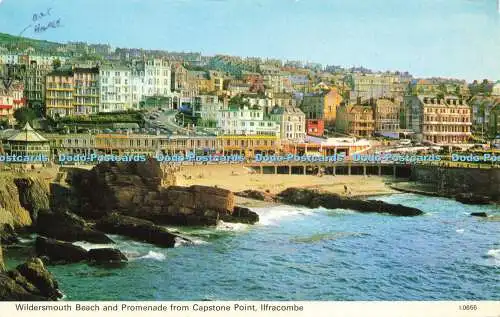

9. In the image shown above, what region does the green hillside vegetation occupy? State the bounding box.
[57,111,144,124]
[0,32,62,53]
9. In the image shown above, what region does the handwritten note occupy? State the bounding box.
[19,7,62,36]
[32,8,53,22]
[34,18,61,33]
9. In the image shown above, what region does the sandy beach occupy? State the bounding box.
[175,164,399,203]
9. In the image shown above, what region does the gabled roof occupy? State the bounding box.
[7,122,48,142]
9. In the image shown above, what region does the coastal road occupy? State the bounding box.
[143,109,190,135]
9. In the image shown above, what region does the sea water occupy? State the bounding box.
[6,194,500,300]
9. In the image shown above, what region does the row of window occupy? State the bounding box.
[423,126,471,132]
[424,116,470,123]
[424,107,469,114]
[54,138,277,148]
[220,121,276,127]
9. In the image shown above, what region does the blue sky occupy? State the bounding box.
[0,0,499,80]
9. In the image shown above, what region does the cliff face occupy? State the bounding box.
[0,243,4,272]
[70,158,238,226]
[14,177,50,225]
[0,176,33,230]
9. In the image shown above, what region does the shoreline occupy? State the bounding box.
[175,165,399,199]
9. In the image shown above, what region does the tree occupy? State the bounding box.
[14,107,38,125]
[437,83,447,94]
[31,102,45,117]
[479,79,491,96]
[0,119,9,129]
[229,95,250,108]
[52,58,61,70]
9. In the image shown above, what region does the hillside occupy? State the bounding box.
[0,32,62,53]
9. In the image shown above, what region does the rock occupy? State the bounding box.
[0,176,33,229]
[49,182,80,214]
[151,185,234,225]
[278,188,320,206]
[7,269,43,296]
[70,159,243,226]
[0,273,46,301]
[37,209,113,244]
[235,190,276,202]
[0,256,63,300]
[15,257,62,300]
[70,158,164,219]
[278,188,424,216]
[455,193,490,205]
[87,248,127,266]
[96,213,190,248]
[470,212,488,217]
[221,206,259,224]
[35,237,88,264]
[14,177,50,225]
[0,242,4,272]
[0,223,19,245]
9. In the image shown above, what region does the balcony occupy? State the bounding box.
[423,132,472,136]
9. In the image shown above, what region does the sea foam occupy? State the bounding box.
[216,220,249,231]
[253,205,315,226]
[73,241,115,251]
[138,251,166,261]
[174,236,208,247]
[486,249,500,259]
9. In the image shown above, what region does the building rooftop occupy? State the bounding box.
[47,69,74,77]
[7,122,48,142]
[74,67,99,74]
[270,105,304,115]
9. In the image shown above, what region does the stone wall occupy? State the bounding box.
[410,166,500,201]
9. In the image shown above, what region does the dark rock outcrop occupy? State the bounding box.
[0,273,46,300]
[235,190,276,202]
[0,257,63,301]
[470,212,488,217]
[70,159,243,226]
[0,243,4,272]
[87,248,127,266]
[14,177,50,225]
[0,223,19,245]
[221,206,259,224]
[70,158,164,219]
[35,237,88,264]
[96,213,191,248]
[278,188,424,216]
[36,209,113,244]
[16,258,62,299]
[455,193,491,205]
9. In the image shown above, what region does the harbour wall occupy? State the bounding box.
[410,166,500,201]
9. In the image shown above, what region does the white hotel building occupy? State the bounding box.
[99,64,133,112]
[99,59,174,112]
[217,104,280,137]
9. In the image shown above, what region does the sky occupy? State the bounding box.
[0,0,499,81]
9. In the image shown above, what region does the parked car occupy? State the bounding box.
[398,139,412,146]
